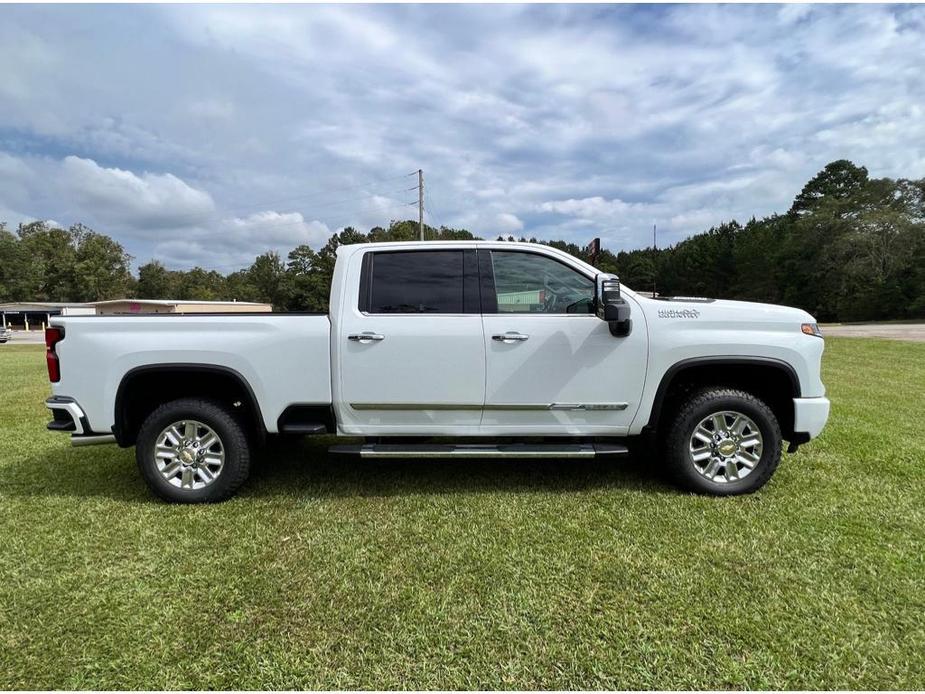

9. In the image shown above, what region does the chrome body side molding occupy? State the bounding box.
[350,402,629,411]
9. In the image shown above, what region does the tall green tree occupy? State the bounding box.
[0,225,27,302]
[247,251,287,308]
[175,267,226,301]
[16,222,78,301]
[136,261,177,299]
[790,160,869,216]
[224,270,258,303]
[284,226,368,312]
[71,227,134,301]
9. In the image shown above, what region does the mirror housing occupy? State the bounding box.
[596,273,632,337]
[603,301,630,323]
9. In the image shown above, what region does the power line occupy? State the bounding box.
[66,170,426,252]
[64,171,421,233]
[181,185,421,232]
[222,171,420,213]
[149,196,418,246]
[228,171,419,212]
[417,169,424,241]
[426,186,444,231]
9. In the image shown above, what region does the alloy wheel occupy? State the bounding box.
[154,420,225,490]
[688,410,763,483]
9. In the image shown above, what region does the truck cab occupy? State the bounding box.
[331,243,646,437]
[45,241,830,502]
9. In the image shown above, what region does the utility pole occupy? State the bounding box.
[418,169,424,241]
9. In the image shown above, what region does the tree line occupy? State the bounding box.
[1,160,922,321]
[604,160,925,322]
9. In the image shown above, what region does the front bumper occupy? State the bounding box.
[45,396,115,446]
[793,396,831,439]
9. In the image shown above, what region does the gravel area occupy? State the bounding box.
[821,323,925,342]
[0,331,46,345]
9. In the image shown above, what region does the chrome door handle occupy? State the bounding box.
[492,331,530,342]
[348,332,385,342]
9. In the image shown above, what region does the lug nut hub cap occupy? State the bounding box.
[688,410,763,484]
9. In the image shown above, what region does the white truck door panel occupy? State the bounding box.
[480,314,646,433]
[335,248,485,434]
[479,249,647,434]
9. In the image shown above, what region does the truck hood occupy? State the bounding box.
[643,296,815,325]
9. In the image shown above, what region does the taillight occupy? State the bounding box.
[45,327,64,383]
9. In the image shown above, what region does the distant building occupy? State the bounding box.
[496,289,547,312]
[90,299,273,315]
[0,302,95,330]
[0,299,272,329]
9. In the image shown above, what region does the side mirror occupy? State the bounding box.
[596,274,632,337]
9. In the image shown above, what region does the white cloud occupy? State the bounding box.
[0,204,33,229]
[186,98,236,122]
[778,4,813,26]
[540,197,640,220]
[60,156,214,230]
[225,211,331,250]
[151,212,333,271]
[495,212,524,234]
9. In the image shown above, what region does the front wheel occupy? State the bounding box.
[136,398,251,503]
[664,388,782,495]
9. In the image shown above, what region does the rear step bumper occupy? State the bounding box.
[45,396,116,446]
[329,442,629,459]
[46,396,88,434]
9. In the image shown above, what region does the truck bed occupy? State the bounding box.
[50,314,332,435]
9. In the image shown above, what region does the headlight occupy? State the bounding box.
[801,323,823,338]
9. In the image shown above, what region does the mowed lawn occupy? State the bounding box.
[1,339,923,690]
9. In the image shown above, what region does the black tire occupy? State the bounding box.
[664,387,782,495]
[136,398,251,503]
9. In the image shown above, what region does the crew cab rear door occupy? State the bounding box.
[335,248,485,435]
[478,248,647,435]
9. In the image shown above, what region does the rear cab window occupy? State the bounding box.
[359,250,479,314]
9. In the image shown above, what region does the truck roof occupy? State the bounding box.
[341,240,554,249]
[338,240,601,276]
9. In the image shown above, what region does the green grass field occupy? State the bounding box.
[1,339,923,689]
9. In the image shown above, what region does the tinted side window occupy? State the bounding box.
[490,251,594,314]
[367,251,466,314]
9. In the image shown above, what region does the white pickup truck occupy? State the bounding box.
[45,241,830,502]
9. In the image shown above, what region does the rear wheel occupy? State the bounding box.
[136,398,251,503]
[664,387,782,495]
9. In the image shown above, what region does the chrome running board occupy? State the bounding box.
[71,434,117,447]
[329,442,629,459]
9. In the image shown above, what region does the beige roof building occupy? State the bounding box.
[91,299,273,315]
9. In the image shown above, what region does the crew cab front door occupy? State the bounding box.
[337,248,486,435]
[479,249,647,435]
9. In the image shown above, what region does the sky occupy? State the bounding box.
[1,3,923,272]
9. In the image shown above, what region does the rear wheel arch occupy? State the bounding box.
[113,364,265,446]
[646,356,801,440]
